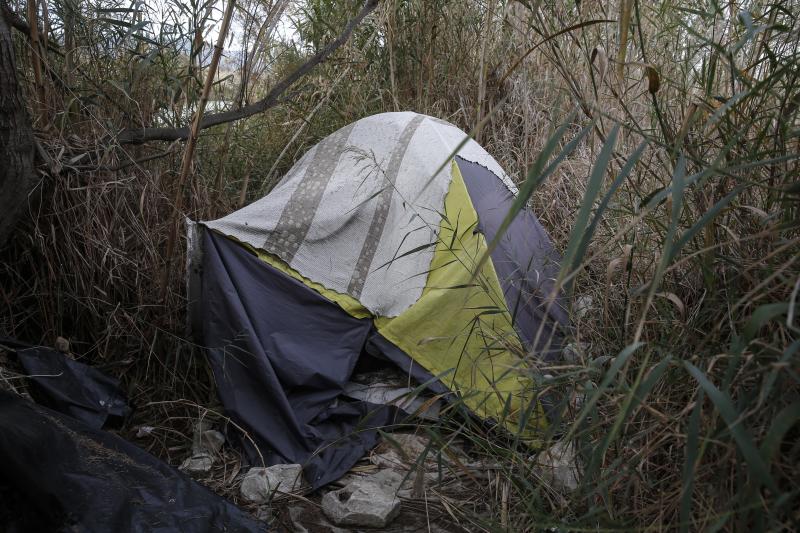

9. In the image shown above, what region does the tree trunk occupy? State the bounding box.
[0,7,36,246]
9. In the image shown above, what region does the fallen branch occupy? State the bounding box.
[116,0,379,145]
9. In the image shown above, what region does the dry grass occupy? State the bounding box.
[1,0,799,530]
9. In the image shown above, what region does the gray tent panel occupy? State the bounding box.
[456,156,569,360]
[200,229,400,488]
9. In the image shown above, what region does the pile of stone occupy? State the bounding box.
[178,420,226,476]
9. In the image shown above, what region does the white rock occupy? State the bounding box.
[562,342,589,364]
[371,432,464,475]
[397,469,441,500]
[535,440,580,491]
[189,421,220,455]
[372,433,435,467]
[240,464,304,503]
[371,450,408,471]
[135,425,155,438]
[365,469,404,490]
[385,433,430,459]
[180,452,214,476]
[199,429,225,454]
[573,295,594,320]
[321,470,402,528]
[179,423,225,476]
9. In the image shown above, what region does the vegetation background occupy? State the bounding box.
[0,0,798,530]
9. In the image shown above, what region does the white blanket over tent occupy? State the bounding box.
[205,112,518,317]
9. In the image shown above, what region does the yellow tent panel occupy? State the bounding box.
[375,162,545,437]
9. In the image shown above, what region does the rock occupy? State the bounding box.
[321,469,402,528]
[370,451,440,498]
[369,433,470,499]
[363,468,404,490]
[180,452,214,476]
[291,501,455,533]
[372,433,433,469]
[180,422,224,476]
[240,464,304,503]
[54,336,71,357]
[199,429,225,454]
[535,439,580,492]
[371,449,408,471]
[372,432,464,472]
[398,469,442,500]
[573,295,593,320]
[385,433,430,461]
[135,425,155,438]
[562,342,589,364]
[189,420,212,455]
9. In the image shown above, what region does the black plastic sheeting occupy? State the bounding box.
[199,230,401,489]
[0,391,264,532]
[456,156,570,360]
[1,337,130,428]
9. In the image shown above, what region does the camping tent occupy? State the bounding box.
[187,111,569,488]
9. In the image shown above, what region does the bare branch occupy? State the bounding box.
[116,0,379,145]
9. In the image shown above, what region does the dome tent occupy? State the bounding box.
[187,111,569,488]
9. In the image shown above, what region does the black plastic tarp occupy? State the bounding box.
[0,337,130,428]
[0,391,264,532]
[199,230,401,489]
